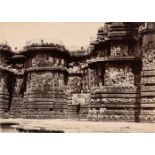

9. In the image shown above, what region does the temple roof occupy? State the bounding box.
[0,43,14,54]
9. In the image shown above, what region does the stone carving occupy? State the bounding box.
[72,94,90,105]
[82,75,89,92]
[89,69,99,87]
[110,44,128,56]
[59,73,64,88]
[104,66,134,86]
[88,108,107,121]
[14,78,23,94]
[0,78,7,92]
[48,56,54,66]
[142,43,155,69]
[141,97,155,103]
[32,54,65,68]
[27,72,64,92]
[32,54,48,67]
[0,73,7,92]
[106,98,135,104]
[53,73,59,88]
[141,76,155,84]
[68,77,82,93]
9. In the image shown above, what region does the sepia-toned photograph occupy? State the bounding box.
[0,22,155,133]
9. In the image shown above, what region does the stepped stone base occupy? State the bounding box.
[22,92,67,119]
[0,92,9,118]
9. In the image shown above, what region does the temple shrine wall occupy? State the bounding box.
[0,22,155,122]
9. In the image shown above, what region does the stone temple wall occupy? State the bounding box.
[0,22,155,122]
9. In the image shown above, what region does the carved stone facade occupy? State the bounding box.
[0,23,155,122]
[104,65,134,86]
[110,44,129,57]
[67,76,82,93]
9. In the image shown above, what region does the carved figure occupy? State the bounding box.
[14,78,23,93]
[110,44,128,56]
[89,70,99,87]
[142,43,155,69]
[68,77,82,92]
[104,66,134,86]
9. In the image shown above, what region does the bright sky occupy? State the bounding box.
[0,22,104,51]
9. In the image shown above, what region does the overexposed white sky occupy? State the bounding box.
[0,22,104,51]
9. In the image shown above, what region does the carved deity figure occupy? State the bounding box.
[89,70,99,87]
[0,78,7,92]
[14,78,23,94]
[110,44,128,57]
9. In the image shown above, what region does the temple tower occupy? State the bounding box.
[21,40,68,118]
[87,23,141,121]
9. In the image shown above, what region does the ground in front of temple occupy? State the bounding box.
[0,119,155,133]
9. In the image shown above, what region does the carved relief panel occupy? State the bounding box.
[0,54,6,67]
[104,64,134,86]
[89,69,99,87]
[14,78,23,94]
[26,72,65,92]
[0,72,8,92]
[142,43,155,70]
[82,70,89,92]
[67,76,82,93]
[110,43,129,57]
[72,94,90,105]
[32,54,65,68]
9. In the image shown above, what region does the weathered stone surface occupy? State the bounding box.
[0,23,155,122]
